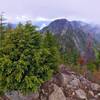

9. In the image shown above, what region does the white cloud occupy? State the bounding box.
[35,17,49,22]
[40,23,47,29]
[2,0,100,24]
[34,17,54,22]
[1,0,100,24]
[16,16,28,21]
[7,15,33,23]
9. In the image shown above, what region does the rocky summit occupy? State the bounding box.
[2,65,100,100]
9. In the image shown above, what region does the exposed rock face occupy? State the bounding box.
[3,65,100,100]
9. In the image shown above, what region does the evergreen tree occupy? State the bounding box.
[94,50,100,70]
[63,49,78,65]
[43,32,60,71]
[0,23,60,94]
[0,12,6,40]
[0,12,7,48]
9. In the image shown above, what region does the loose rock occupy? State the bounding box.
[49,84,66,100]
[75,89,87,100]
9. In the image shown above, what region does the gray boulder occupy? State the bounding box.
[49,84,66,100]
[91,83,100,91]
[70,78,80,88]
[75,89,87,100]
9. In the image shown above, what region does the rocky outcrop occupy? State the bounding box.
[2,65,100,100]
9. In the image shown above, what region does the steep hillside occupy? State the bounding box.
[71,21,100,49]
[41,19,87,53]
[41,19,100,53]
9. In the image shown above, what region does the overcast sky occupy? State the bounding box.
[1,0,100,24]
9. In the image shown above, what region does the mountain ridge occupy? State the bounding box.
[41,18,100,53]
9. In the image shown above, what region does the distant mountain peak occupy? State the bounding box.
[50,18,68,24]
[41,18,100,52]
